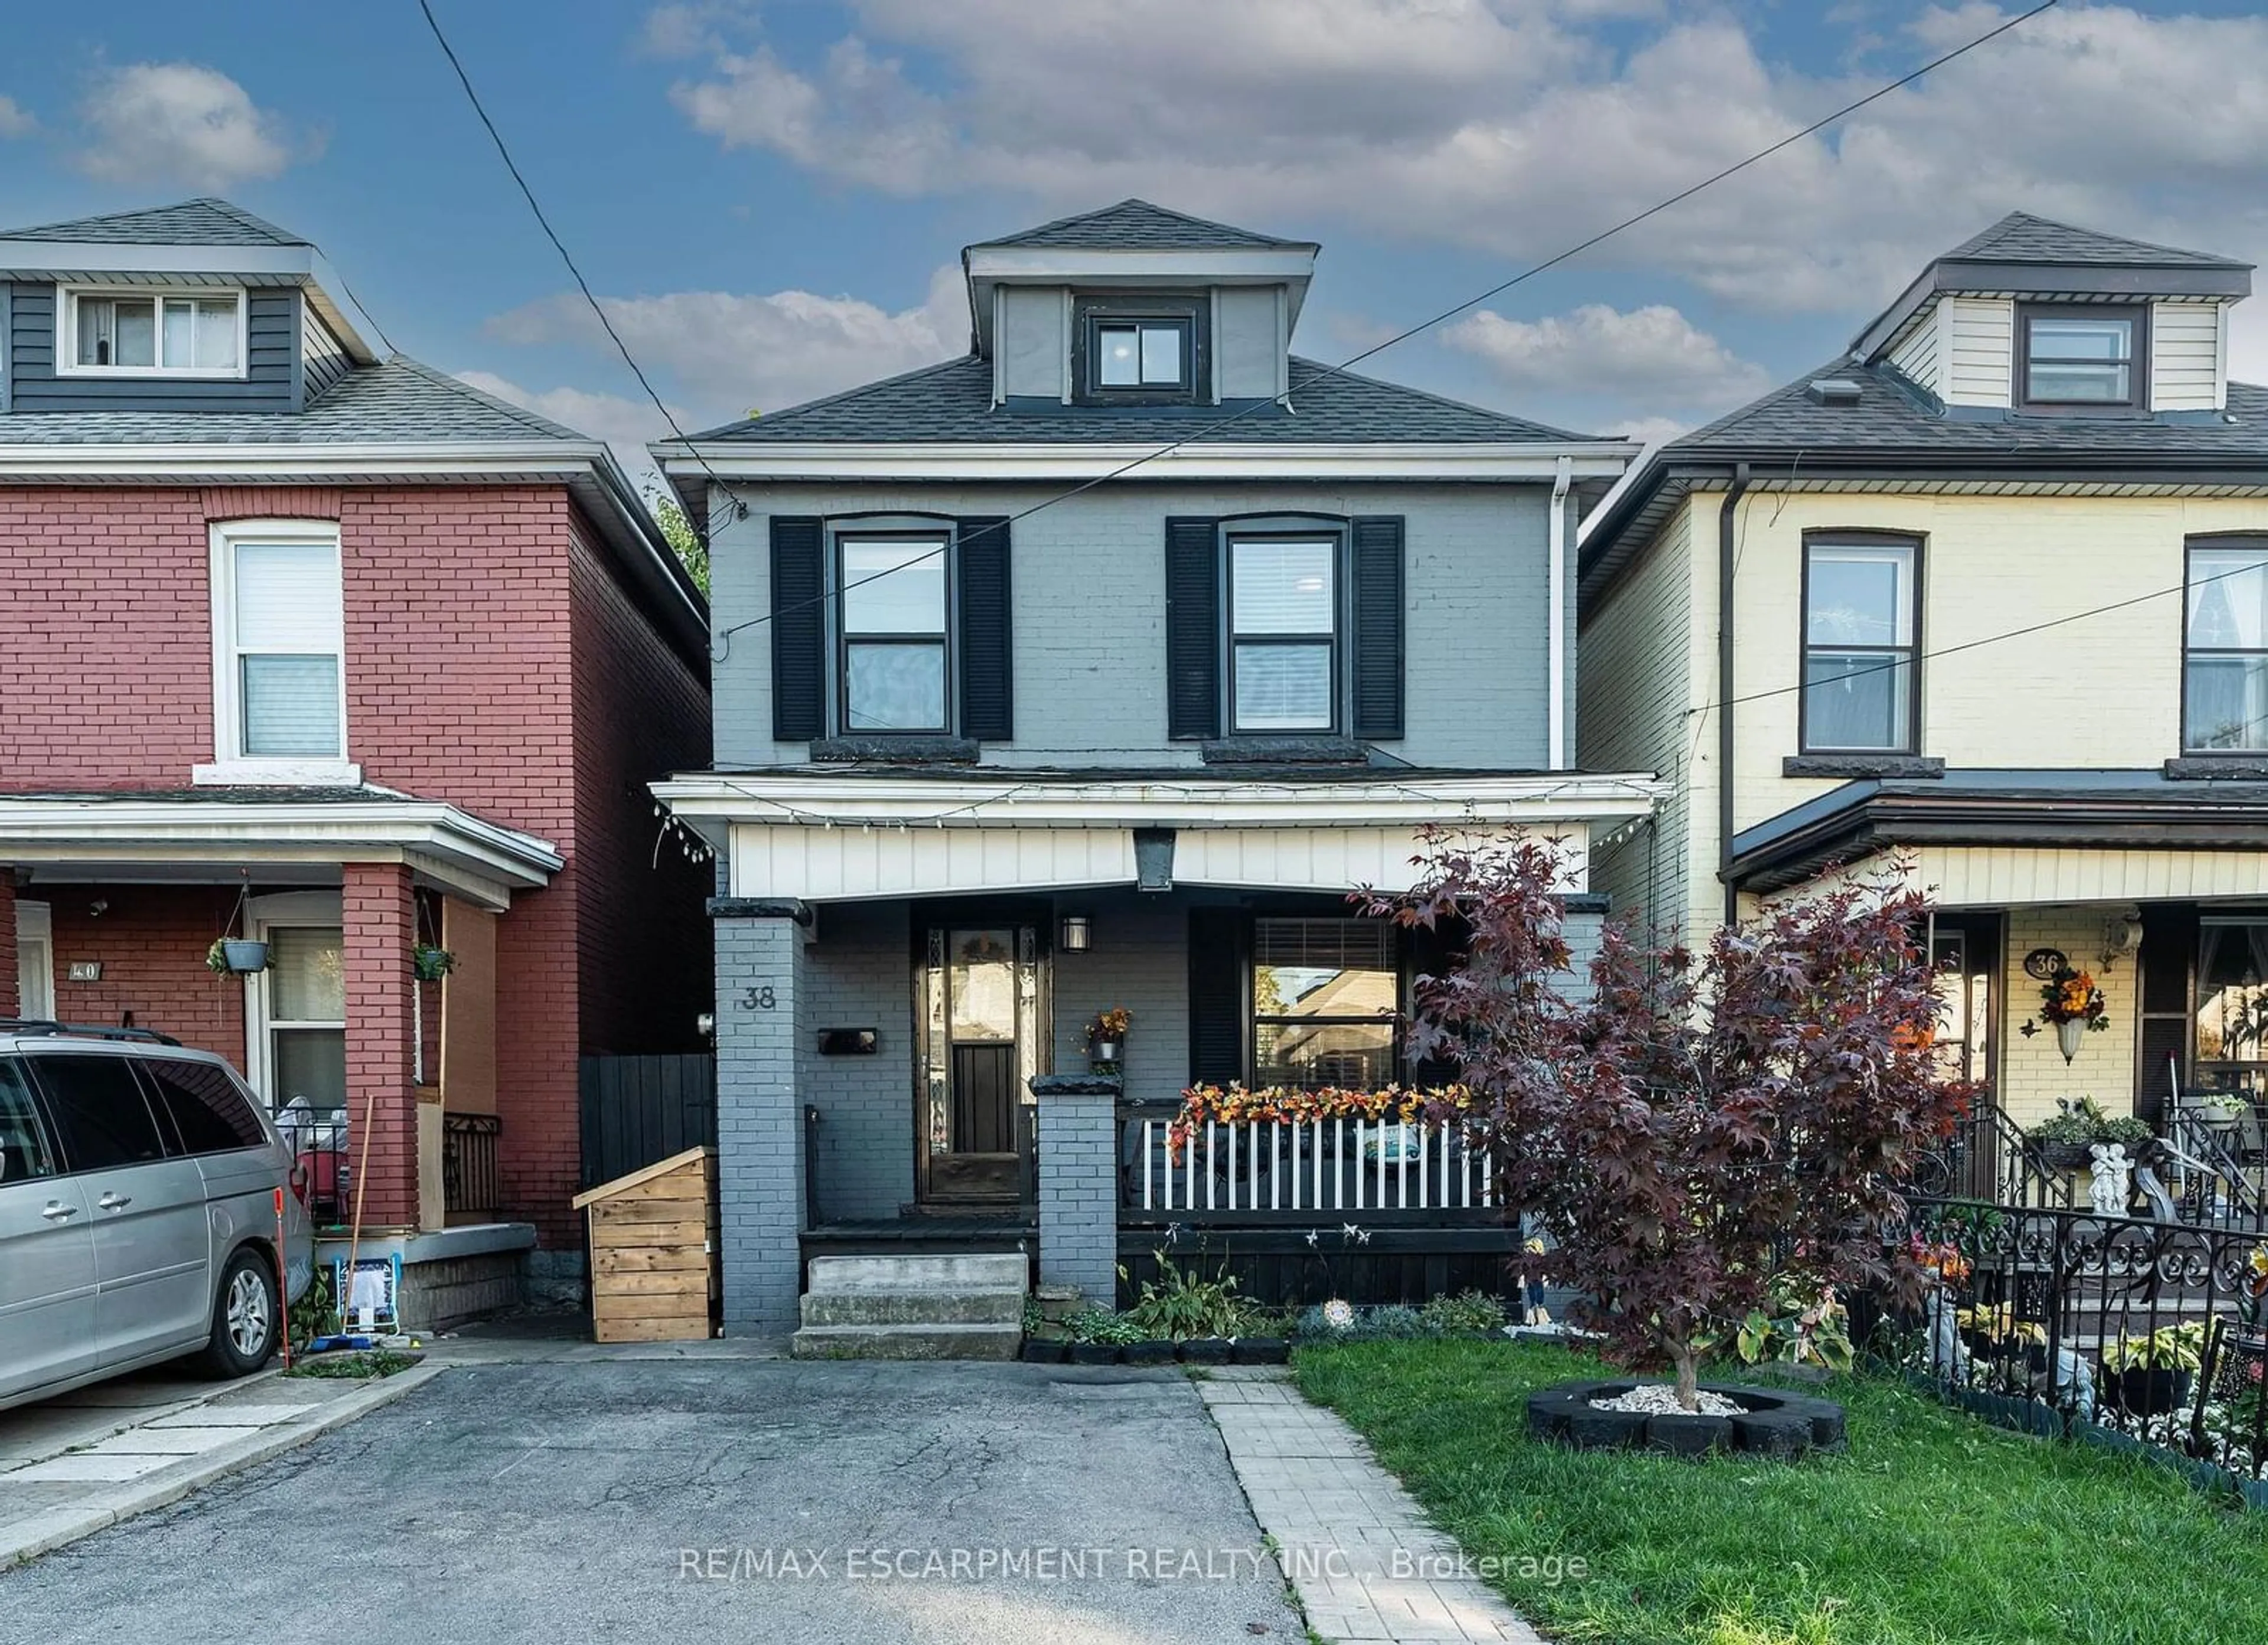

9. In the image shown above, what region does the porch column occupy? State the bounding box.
[1032,1074,1122,1305]
[0,874,15,1019]
[711,898,810,1336]
[343,862,419,1228]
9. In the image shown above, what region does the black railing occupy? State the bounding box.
[1912,1102,2073,1209]
[442,1112,502,1216]
[275,1101,349,1227]
[1893,1198,2268,1479]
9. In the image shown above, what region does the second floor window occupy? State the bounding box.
[1230,536,1338,732]
[66,288,243,375]
[216,526,344,762]
[2019,305,2141,409]
[839,537,949,732]
[2185,540,2268,752]
[1801,537,1918,754]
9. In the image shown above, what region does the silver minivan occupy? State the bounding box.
[0,1024,316,1412]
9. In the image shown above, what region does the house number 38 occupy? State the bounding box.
[738,985,777,1010]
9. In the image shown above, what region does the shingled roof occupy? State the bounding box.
[0,198,307,247]
[1940,211,2246,271]
[968,198,1311,253]
[685,353,1593,445]
[0,356,586,446]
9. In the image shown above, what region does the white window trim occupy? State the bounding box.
[242,890,345,1111]
[56,284,251,381]
[197,519,359,787]
[15,900,54,1022]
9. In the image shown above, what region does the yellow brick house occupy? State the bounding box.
[1578,213,2268,1136]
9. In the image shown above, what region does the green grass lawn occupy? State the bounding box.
[1295,1338,2268,1645]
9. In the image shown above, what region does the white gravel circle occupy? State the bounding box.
[1589,1385,1748,1417]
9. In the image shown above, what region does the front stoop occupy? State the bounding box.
[790,1254,1025,1361]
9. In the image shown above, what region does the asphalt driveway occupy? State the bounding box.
[0,1359,1303,1644]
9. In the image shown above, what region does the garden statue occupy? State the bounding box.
[2087,1142,2132,1217]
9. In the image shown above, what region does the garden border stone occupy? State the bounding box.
[1526,1379,1846,1461]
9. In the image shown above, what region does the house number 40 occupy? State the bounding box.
[738,985,777,1010]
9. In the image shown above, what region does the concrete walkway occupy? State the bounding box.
[0,1360,439,1567]
[1200,1375,1544,1644]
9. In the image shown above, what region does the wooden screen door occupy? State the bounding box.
[916,925,1044,1205]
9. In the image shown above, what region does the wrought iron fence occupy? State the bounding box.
[1891,1197,2268,1480]
[442,1111,501,1216]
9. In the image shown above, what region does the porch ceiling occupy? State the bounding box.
[1763,845,2268,910]
[656,769,1660,902]
[0,790,563,912]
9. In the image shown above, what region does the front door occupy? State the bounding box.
[1932,914,2003,1198]
[916,925,1044,1206]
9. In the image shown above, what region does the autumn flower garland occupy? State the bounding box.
[1169,1082,1470,1162]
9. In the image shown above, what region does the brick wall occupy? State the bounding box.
[1998,907,2138,1129]
[344,862,418,1226]
[38,884,247,1055]
[0,488,216,785]
[568,519,713,1057]
[1036,1084,1118,1301]
[799,900,914,1220]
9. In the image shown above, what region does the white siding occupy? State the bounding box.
[1578,500,1697,944]
[1941,297,2014,406]
[1216,286,1279,399]
[2150,300,2224,412]
[1886,303,1941,393]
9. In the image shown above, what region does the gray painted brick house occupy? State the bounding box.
[653,201,1659,1336]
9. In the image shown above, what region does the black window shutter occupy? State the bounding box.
[1165,517,1222,739]
[1187,907,1250,1085]
[1350,515,1406,740]
[769,516,826,741]
[955,516,1013,740]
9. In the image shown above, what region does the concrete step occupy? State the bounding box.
[799,1288,1025,1328]
[790,1323,1022,1362]
[804,1253,1028,1294]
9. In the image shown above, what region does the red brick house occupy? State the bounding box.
[0,199,712,1317]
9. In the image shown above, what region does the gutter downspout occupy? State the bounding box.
[1718,463,1750,928]
[1549,455,1572,770]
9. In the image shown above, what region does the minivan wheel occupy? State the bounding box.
[193,1248,279,1378]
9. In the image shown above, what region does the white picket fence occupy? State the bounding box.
[1128,1114,1494,1214]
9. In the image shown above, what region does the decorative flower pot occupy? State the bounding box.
[2055,1017,2085,1063]
[219,939,270,974]
[1089,1039,1122,1068]
[2035,1141,2092,1172]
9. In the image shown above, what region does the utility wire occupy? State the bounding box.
[415,0,734,514]
[702,0,2061,653]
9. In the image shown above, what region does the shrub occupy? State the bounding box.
[1419,1290,1510,1336]
[1122,1251,1244,1340]
[1068,1306,1141,1345]
[1365,834,1971,1411]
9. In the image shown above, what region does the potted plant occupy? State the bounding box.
[412,944,456,983]
[2025,1096,2150,1171]
[205,936,270,975]
[1088,1006,1131,1071]
[2101,1321,2205,1416]
[1955,1303,2048,1370]
[2021,964,2110,1063]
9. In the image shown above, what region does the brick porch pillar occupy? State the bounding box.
[344,862,419,1228]
[0,874,17,1020]
[711,897,810,1336]
[1034,1073,1122,1304]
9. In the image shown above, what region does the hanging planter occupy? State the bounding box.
[206,937,270,975]
[2018,963,2109,1064]
[412,944,457,983]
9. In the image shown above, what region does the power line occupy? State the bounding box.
[415,0,734,517]
[705,0,2061,654]
[1690,549,2256,722]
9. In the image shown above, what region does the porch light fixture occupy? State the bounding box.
[1059,915,1091,952]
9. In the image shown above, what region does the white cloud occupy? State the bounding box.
[454,371,683,489]
[0,96,35,138]
[1446,303,1767,407]
[485,263,965,421]
[76,63,300,190]
[654,2,2268,314]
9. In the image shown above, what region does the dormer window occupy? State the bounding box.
[61,286,245,377]
[1074,295,1204,404]
[2018,304,2143,409]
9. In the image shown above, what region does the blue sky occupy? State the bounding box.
[4,1,2267,480]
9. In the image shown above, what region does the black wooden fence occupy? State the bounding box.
[578,1053,717,1192]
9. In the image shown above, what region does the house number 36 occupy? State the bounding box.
[738,985,777,1010]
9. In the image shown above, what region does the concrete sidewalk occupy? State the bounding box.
[0,1360,440,1568]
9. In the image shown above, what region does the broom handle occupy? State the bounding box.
[340,1072,381,1331]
